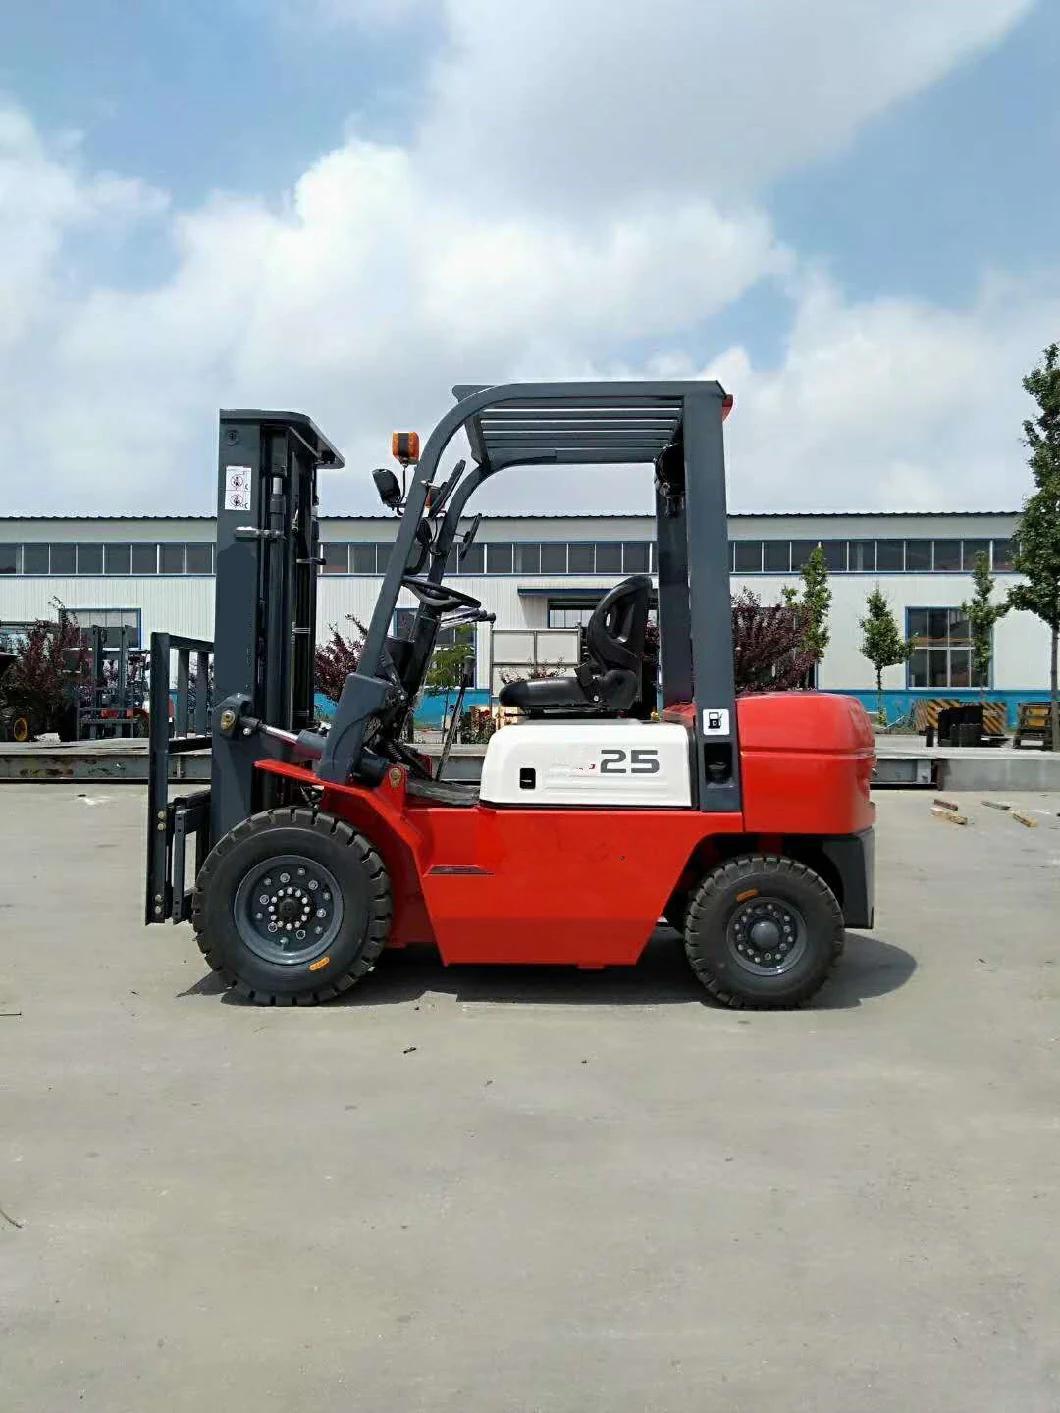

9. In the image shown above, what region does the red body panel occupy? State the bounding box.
[413,805,742,967]
[665,693,876,836]
[258,693,874,968]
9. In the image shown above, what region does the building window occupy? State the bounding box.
[0,544,21,574]
[350,545,378,573]
[540,542,567,574]
[321,543,348,573]
[349,544,376,574]
[907,608,984,689]
[548,599,599,629]
[69,607,141,649]
[849,540,875,572]
[515,543,541,573]
[932,539,962,571]
[819,540,848,572]
[789,540,816,571]
[595,542,622,574]
[457,542,485,573]
[485,543,514,574]
[567,543,595,573]
[992,538,1017,571]
[49,543,77,574]
[159,543,185,574]
[185,543,213,574]
[963,538,990,571]
[875,540,903,571]
[104,543,131,575]
[77,544,104,574]
[130,543,158,574]
[905,540,931,572]
[23,544,49,574]
[763,540,791,572]
[622,541,649,573]
[733,540,763,572]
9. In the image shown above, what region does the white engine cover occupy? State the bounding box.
[479,720,692,807]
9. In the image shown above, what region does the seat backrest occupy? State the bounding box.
[585,576,651,674]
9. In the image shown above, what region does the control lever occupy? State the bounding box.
[437,657,474,781]
[426,459,465,518]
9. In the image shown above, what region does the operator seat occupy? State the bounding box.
[499,575,652,716]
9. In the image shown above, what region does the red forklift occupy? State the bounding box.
[146,382,875,1008]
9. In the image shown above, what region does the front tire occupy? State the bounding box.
[192,807,392,1005]
[684,855,843,1009]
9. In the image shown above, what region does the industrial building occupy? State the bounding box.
[0,510,1049,723]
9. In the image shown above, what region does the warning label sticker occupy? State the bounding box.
[224,465,252,511]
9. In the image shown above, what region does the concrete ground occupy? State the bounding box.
[2,787,1059,1412]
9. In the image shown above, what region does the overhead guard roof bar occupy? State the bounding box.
[451,384,685,474]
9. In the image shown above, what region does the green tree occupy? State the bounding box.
[800,544,831,670]
[425,625,475,724]
[1008,343,1060,750]
[859,586,912,723]
[782,544,831,683]
[960,552,1007,700]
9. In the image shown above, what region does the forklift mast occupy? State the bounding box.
[210,411,342,840]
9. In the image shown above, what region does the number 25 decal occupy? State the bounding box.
[600,748,661,774]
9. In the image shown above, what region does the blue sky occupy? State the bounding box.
[1,0,1056,514]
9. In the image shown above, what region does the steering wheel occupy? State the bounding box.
[401,575,482,614]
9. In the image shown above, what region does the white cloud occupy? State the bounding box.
[0,0,1046,516]
[714,273,1060,512]
[418,0,1031,206]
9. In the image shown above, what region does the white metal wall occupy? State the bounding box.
[2,512,1049,694]
[0,567,1049,693]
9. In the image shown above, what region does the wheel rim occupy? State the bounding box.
[12,716,29,743]
[726,895,807,976]
[233,854,345,966]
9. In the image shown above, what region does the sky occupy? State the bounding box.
[1,0,1058,517]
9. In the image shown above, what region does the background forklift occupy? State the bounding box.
[146,382,875,1008]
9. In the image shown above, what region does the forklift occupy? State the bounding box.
[146,382,875,1008]
[77,624,150,739]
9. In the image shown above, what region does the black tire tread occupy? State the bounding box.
[684,854,843,1010]
[191,806,392,1006]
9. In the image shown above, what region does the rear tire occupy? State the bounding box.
[191,807,392,1005]
[684,855,843,1009]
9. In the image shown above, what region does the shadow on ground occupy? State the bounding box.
[179,929,915,1011]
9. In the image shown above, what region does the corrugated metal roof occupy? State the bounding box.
[0,509,1021,523]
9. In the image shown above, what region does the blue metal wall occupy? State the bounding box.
[317,687,1050,730]
[836,688,1051,728]
[316,687,491,726]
